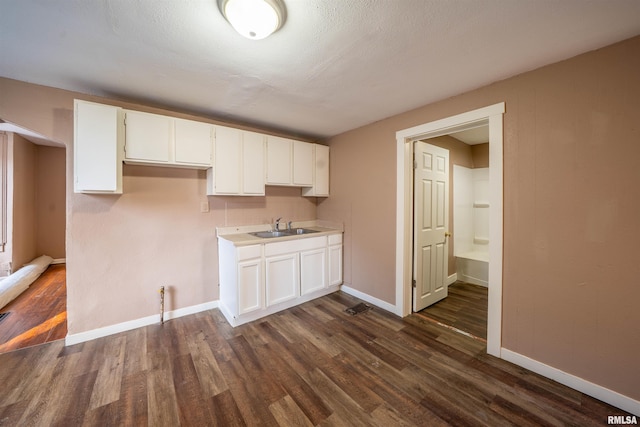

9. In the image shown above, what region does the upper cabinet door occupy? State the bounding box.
[213,126,242,194]
[124,111,171,163]
[74,100,123,193]
[314,144,330,195]
[242,131,265,195]
[266,136,292,185]
[302,144,330,197]
[293,141,313,186]
[174,118,212,166]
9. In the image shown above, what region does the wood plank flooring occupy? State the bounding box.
[418,281,488,340]
[0,291,632,426]
[0,264,67,353]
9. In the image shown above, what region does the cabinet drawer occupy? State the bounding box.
[297,235,327,251]
[265,236,327,257]
[237,244,262,261]
[328,233,343,245]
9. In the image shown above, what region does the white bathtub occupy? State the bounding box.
[456,251,488,287]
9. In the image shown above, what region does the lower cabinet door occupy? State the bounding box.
[265,253,299,306]
[329,244,343,286]
[238,258,263,315]
[300,248,327,295]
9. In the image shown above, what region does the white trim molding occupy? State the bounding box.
[502,349,640,416]
[65,300,219,346]
[51,258,66,265]
[0,133,7,253]
[395,102,505,357]
[341,285,397,314]
[446,273,458,286]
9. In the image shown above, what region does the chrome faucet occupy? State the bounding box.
[275,217,282,231]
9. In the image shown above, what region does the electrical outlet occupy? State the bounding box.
[200,199,210,213]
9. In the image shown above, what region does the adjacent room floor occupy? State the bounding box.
[417,281,488,341]
[0,264,67,354]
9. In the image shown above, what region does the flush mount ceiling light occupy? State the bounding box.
[218,0,286,40]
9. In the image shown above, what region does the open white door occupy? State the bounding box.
[413,141,449,312]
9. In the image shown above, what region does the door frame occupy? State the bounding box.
[395,102,505,357]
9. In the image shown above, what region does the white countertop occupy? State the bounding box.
[217,220,343,246]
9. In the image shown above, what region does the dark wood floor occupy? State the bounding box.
[0,264,67,353]
[418,281,488,340]
[0,290,631,426]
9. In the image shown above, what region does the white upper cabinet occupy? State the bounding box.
[210,126,242,194]
[266,136,291,185]
[124,110,212,169]
[302,144,330,197]
[266,136,313,187]
[174,118,213,166]
[242,131,266,195]
[75,101,327,197]
[207,126,265,196]
[124,110,171,163]
[293,141,313,186]
[74,99,123,194]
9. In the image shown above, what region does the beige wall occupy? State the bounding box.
[11,134,38,269]
[0,77,317,335]
[471,143,489,168]
[36,146,66,259]
[319,36,640,400]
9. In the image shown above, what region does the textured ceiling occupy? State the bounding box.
[1,0,639,140]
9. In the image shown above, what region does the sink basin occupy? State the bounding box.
[249,231,290,238]
[288,228,318,235]
[249,228,319,238]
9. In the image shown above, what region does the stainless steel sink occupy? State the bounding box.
[249,228,319,238]
[289,228,318,235]
[249,230,290,238]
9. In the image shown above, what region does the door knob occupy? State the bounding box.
[445,231,451,238]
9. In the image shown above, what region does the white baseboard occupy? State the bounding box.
[51,258,66,265]
[340,285,397,314]
[447,273,458,286]
[501,348,640,416]
[65,300,219,346]
[459,273,488,287]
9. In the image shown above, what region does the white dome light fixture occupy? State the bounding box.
[218,0,286,40]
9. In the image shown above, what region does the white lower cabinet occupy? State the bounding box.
[218,233,342,327]
[237,257,263,315]
[329,234,343,286]
[300,247,328,296]
[265,253,299,306]
[218,241,263,321]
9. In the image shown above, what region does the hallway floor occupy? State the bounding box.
[0,264,67,353]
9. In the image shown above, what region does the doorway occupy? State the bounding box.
[0,125,67,354]
[395,103,504,357]
[415,129,490,340]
